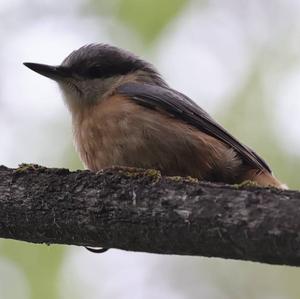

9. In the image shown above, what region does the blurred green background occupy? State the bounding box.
[1,0,300,298]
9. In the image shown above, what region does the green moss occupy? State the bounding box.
[14,163,45,173]
[114,167,200,185]
[113,166,145,177]
[106,166,140,176]
[168,175,199,184]
[234,180,261,189]
[144,169,161,178]
[168,176,182,182]
[108,166,162,183]
[143,169,162,184]
[183,176,199,183]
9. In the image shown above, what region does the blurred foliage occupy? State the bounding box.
[160,256,300,299]
[116,0,188,43]
[1,240,64,299]
[88,0,190,44]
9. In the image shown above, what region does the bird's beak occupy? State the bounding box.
[23,62,70,81]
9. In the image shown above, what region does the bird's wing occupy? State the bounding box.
[117,82,271,173]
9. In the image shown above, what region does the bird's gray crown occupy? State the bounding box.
[62,43,157,79]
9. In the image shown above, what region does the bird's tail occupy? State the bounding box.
[244,169,288,189]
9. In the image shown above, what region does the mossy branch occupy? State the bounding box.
[0,164,299,266]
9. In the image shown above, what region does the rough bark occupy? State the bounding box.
[0,164,299,266]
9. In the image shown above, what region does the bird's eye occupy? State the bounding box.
[87,66,101,78]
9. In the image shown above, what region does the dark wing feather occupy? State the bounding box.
[117,82,271,173]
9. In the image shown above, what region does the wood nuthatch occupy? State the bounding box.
[24,43,286,189]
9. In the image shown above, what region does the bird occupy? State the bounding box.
[23,43,286,190]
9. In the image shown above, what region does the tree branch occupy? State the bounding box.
[0,164,299,266]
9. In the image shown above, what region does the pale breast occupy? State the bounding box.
[72,94,242,182]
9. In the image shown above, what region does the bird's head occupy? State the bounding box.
[24,44,166,111]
